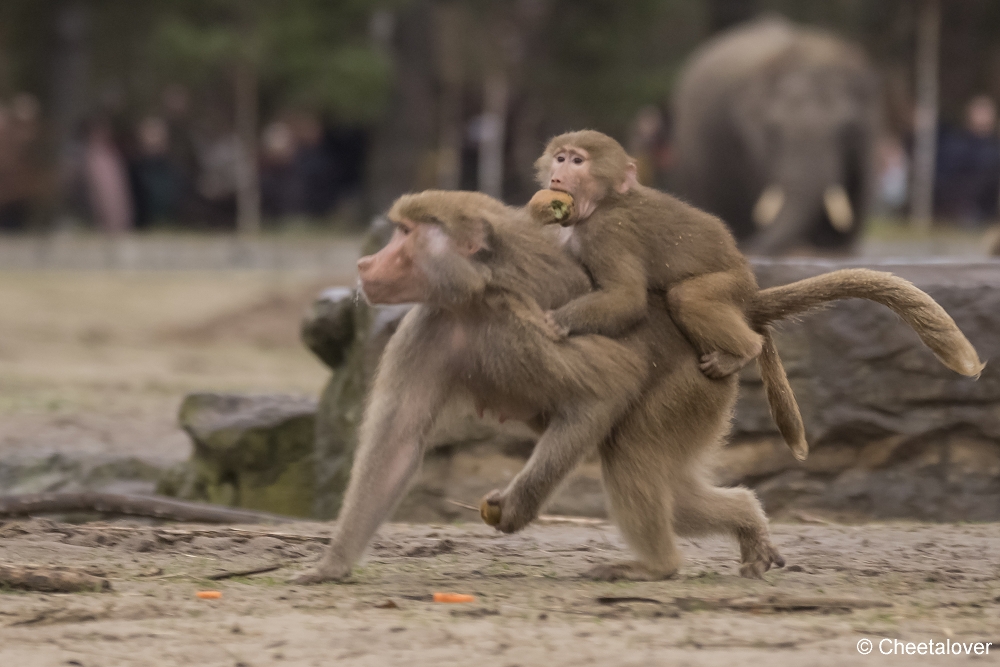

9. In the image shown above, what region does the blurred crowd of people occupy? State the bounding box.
[0,86,366,233]
[3,87,1000,232]
[0,93,44,231]
[934,95,1000,225]
[877,94,1000,226]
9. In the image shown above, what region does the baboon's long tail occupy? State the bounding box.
[749,268,984,378]
[757,328,808,461]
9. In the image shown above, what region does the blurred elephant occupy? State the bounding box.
[673,16,879,254]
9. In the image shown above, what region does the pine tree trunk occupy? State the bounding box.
[234,58,261,235]
[433,4,464,190]
[477,72,508,198]
[911,0,940,229]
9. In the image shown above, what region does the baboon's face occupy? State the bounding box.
[544,146,607,221]
[357,217,431,304]
[546,147,595,197]
[357,209,486,305]
[542,141,636,221]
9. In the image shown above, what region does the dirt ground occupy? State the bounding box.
[0,267,351,472]
[2,236,998,664]
[0,518,997,666]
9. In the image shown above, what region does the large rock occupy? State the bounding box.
[724,259,1000,520]
[299,258,1000,522]
[161,393,318,517]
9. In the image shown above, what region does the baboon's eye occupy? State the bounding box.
[572,156,583,165]
[556,155,565,163]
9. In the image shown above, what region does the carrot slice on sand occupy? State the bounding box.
[433,592,475,603]
[196,590,222,599]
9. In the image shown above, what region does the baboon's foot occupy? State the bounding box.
[583,560,677,582]
[699,351,751,379]
[738,536,785,579]
[289,560,352,585]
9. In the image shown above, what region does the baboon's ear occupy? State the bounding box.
[617,162,638,193]
[458,216,495,257]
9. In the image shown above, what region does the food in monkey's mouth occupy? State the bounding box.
[528,189,576,226]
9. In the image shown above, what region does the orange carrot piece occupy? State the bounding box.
[433,592,475,603]
[196,590,222,599]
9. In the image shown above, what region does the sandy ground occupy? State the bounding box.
[0,518,997,666]
[1,234,998,665]
[0,266,354,472]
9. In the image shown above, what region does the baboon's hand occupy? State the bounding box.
[480,491,502,526]
[543,311,569,341]
[481,489,535,533]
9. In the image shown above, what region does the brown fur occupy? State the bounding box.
[292,189,982,586]
[293,189,785,584]
[537,130,808,458]
[750,269,985,377]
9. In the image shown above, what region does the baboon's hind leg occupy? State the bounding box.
[587,438,681,582]
[667,272,763,379]
[673,472,785,579]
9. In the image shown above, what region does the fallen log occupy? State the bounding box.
[0,565,111,593]
[0,492,293,524]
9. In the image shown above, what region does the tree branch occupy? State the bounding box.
[0,492,293,524]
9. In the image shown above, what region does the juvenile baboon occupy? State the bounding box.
[293,189,983,585]
[535,130,764,378]
[533,129,811,457]
[532,130,984,460]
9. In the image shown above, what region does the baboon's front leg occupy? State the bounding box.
[482,398,625,533]
[292,377,447,584]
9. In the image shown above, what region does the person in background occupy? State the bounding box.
[84,117,133,234]
[0,93,44,231]
[288,111,338,217]
[260,120,303,218]
[935,95,1000,225]
[628,105,672,189]
[161,84,201,224]
[876,134,909,214]
[194,121,239,228]
[131,116,180,227]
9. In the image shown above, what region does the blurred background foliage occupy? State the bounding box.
[1,0,1000,230]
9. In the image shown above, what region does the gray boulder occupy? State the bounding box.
[299,257,1000,522]
[724,259,1000,520]
[161,393,318,517]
